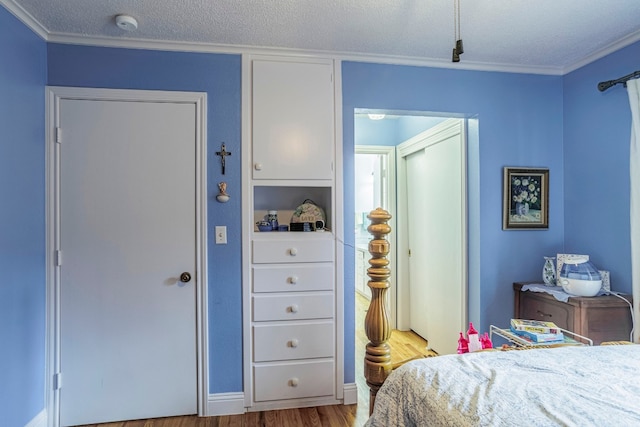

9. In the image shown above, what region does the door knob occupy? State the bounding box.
[180,272,192,283]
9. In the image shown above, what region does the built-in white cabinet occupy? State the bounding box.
[251,58,334,180]
[242,54,343,411]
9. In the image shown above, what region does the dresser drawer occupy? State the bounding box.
[253,264,334,293]
[253,293,333,321]
[254,360,334,402]
[520,294,573,331]
[253,321,334,362]
[253,239,334,264]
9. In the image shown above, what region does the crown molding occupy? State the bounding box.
[563,28,640,74]
[0,0,48,39]
[2,0,635,77]
[46,31,565,76]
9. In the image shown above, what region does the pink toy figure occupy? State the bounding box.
[481,332,493,349]
[457,332,469,354]
[467,322,482,352]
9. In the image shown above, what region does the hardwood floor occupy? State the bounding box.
[80,293,432,427]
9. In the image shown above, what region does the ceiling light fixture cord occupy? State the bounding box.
[455,0,460,42]
[456,0,463,54]
[452,0,463,62]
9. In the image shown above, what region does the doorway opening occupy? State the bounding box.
[354,108,469,372]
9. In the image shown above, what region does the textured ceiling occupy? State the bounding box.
[4,0,640,74]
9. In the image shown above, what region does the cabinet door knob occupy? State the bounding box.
[289,276,298,284]
[289,248,298,256]
[289,377,299,387]
[289,338,299,348]
[254,163,262,171]
[289,304,299,313]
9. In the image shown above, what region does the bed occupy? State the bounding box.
[365,344,640,426]
[362,208,640,426]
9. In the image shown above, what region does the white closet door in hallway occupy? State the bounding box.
[49,88,206,426]
[399,119,467,355]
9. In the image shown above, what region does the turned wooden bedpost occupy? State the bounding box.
[364,207,392,415]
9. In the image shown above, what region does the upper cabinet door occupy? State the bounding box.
[252,59,334,180]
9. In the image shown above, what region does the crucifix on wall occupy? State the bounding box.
[216,143,232,175]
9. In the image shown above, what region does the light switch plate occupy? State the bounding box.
[215,226,227,244]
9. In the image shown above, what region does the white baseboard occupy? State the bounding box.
[207,392,246,416]
[25,409,46,427]
[30,391,351,421]
[343,383,358,405]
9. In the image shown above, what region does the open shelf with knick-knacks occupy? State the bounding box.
[253,185,332,234]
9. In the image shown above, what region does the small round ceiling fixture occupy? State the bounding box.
[115,14,138,31]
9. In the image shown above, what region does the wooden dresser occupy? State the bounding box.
[513,282,633,345]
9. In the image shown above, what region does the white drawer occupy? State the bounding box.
[253,264,334,293]
[252,239,334,264]
[254,360,334,402]
[253,293,333,321]
[253,321,334,362]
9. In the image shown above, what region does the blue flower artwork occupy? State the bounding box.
[503,167,549,229]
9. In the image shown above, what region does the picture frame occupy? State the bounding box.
[502,167,549,230]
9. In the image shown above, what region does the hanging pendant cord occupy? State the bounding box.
[456,0,461,42]
[453,0,459,43]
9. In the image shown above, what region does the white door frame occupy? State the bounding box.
[396,118,468,332]
[45,86,209,426]
[354,145,397,328]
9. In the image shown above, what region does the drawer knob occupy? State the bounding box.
[289,304,299,313]
[289,339,299,348]
[289,248,298,256]
[288,276,298,284]
[254,163,262,171]
[289,377,299,387]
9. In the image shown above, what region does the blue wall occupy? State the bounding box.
[354,116,397,145]
[0,7,47,427]
[45,46,570,395]
[4,2,639,420]
[563,41,640,294]
[354,115,446,147]
[47,44,243,393]
[342,63,565,378]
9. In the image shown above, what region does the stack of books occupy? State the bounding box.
[510,319,565,343]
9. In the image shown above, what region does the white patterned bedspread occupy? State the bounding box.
[366,344,640,427]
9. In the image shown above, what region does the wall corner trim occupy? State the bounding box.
[207,392,246,416]
[24,409,47,427]
[343,383,358,405]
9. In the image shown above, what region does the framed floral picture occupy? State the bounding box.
[503,167,549,230]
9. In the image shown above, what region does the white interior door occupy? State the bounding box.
[403,119,466,355]
[57,96,198,426]
[406,150,430,338]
